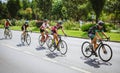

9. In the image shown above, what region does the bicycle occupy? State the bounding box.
[38,34,52,47]
[48,35,68,55]
[21,31,31,45]
[81,38,113,62]
[4,28,12,39]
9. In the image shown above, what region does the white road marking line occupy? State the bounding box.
[0,43,35,56]
[42,57,57,63]
[23,51,35,56]
[0,43,21,51]
[70,66,91,73]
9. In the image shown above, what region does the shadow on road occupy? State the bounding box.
[0,37,11,40]
[80,57,112,68]
[46,52,59,59]
[16,43,25,47]
[35,46,46,51]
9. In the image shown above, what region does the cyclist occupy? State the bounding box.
[51,21,67,50]
[4,19,11,32]
[88,20,108,56]
[40,19,51,42]
[21,21,29,37]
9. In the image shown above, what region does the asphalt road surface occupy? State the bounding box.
[0,29,120,73]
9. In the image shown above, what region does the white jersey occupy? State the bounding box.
[41,23,49,29]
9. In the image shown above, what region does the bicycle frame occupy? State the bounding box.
[94,40,104,52]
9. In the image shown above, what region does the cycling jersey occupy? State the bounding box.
[21,24,29,31]
[51,24,62,34]
[88,25,103,39]
[40,23,49,33]
[40,23,49,29]
[5,21,10,29]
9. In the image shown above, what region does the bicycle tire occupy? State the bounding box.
[8,30,12,39]
[98,44,113,62]
[4,30,7,39]
[59,40,68,55]
[26,34,31,45]
[46,36,52,47]
[38,35,45,46]
[81,41,92,58]
[21,34,25,44]
[47,38,56,52]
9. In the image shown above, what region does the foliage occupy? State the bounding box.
[63,20,80,30]
[0,2,8,19]
[63,0,88,20]
[81,23,95,32]
[0,0,119,23]
[105,23,115,32]
[89,0,106,22]
[0,19,6,26]
[15,19,36,27]
[35,0,52,19]
[7,0,21,18]
[51,0,63,20]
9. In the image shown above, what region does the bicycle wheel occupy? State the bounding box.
[26,34,31,45]
[4,30,7,39]
[81,41,92,58]
[47,38,56,52]
[98,44,113,62]
[21,34,25,44]
[58,40,68,55]
[46,36,52,47]
[8,30,12,39]
[38,35,45,46]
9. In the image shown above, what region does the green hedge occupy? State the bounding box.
[63,20,80,30]
[81,23,115,32]
[81,23,95,32]
[105,23,115,32]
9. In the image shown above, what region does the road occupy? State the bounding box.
[0,29,120,73]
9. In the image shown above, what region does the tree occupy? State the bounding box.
[25,7,33,19]
[89,0,106,23]
[22,0,31,9]
[63,0,88,20]
[0,1,8,19]
[104,0,120,23]
[52,0,63,20]
[7,0,21,18]
[35,0,52,19]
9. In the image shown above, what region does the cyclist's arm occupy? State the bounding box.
[101,31,108,38]
[4,21,6,27]
[95,32,102,40]
[61,28,66,36]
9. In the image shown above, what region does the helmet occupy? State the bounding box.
[57,20,63,25]
[44,19,48,22]
[6,19,9,21]
[25,20,29,25]
[97,20,104,26]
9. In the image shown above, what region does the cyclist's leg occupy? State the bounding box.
[41,32,45,42]
[40,29,45,42]
[89,34,98,57]
[45,30,49,41]
[92,36,98,51]
[92,36,98,57]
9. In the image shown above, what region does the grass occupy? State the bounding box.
[0,25,120,42]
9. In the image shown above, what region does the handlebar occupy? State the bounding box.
[98,37,110,42]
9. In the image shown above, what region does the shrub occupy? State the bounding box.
[63,20,80,30]
[29,20,36,27]
[105,23,115,32]
[0,19,5,25]
[15,19,25,26]
[81,23,95,32]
